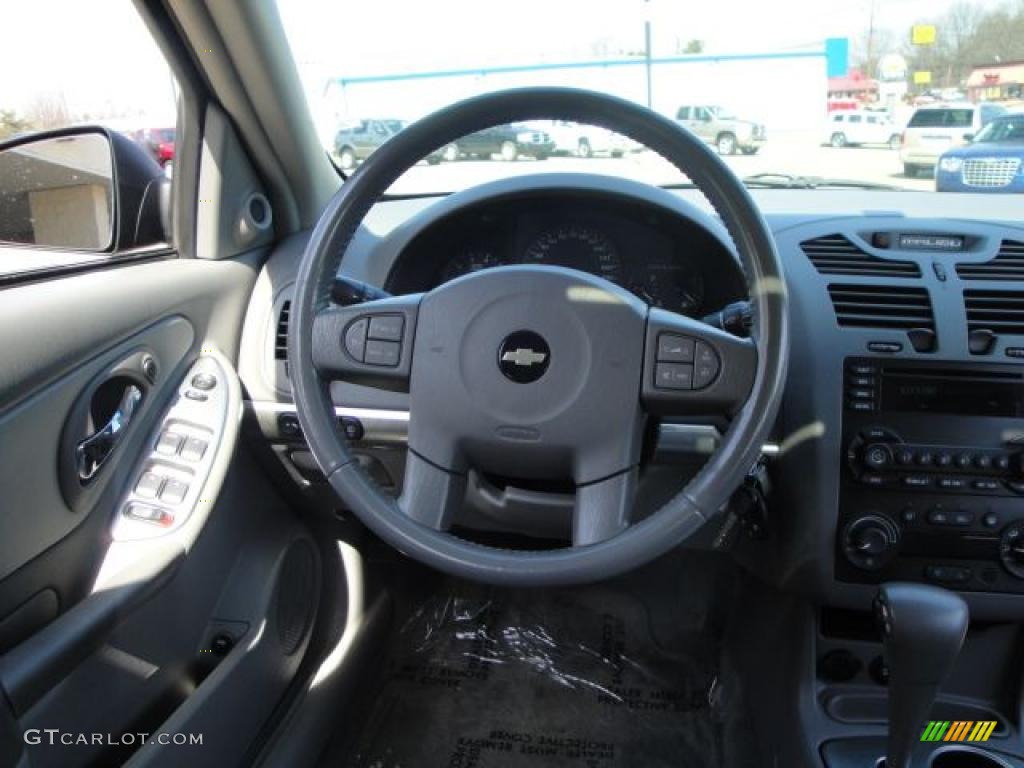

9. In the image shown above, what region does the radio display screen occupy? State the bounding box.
[882,375,1024,417]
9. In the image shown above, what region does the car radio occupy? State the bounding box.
[837,357,1024,592]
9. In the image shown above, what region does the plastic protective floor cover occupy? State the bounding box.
[345,569,759,768]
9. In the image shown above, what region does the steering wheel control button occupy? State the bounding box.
[344,317,369,362]
[656,334,695,362]
[497,330,551,383]
[367,314,404,342]
[156,431,184,456]
[692,342,721,389]
[160,479,189,506]
[654,362,694,390]
[135,472,165,499]
[180,437,208,463]
[364,339,401,367]
[190,372,217,390]
[184,389,208,402]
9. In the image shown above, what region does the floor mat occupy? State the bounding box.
[345,581,752,768]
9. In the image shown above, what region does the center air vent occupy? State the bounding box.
[274,300,291,362]
[964,290,1024,335]
[956,240,1024,280]
[802,234,921,277]
[827,284,934,330]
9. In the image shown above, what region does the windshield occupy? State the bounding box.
[973,116,1024,143]
[277,0,1024,195]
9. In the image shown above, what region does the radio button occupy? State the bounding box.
[916,451,934,466]
[975,455,992,470]
[901,507,918,524]
[849,401,874,412]
[994,456,1010,471]
[848,364,876,375]
[955,454,974,469]
[903,475,931,488]
[1006,481,1024,495]
[925,565,971,584]
[848,388,875,400]
[861,473,887,486]
[896,449,915,465]
[973,479,999,491]
[952,510,975,526]
[937,477,966,490]
[862,426,900,442]
[983,513,1000,528]
[935,452,953,468]
[927,508,950,525]
[863,444,893,470]
[849,376,875,387]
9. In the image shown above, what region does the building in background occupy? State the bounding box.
[966,61,1024,105]
[827,70,878,112]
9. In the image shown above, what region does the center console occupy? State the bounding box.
[837,357,1024,592]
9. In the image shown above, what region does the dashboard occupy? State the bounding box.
[237,174,1024,620]
[384,192,745,318]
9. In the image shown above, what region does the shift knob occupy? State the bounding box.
[874,583,969,768]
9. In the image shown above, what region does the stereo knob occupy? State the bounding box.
[863,443,894,470]
[999,522,1024,579]
[842,515,901,571]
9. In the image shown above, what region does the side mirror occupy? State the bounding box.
[963,133,975,142]
[0,126,168,252]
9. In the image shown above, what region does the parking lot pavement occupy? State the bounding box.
[387,131,936,195]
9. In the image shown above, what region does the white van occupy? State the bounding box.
[824,110,902,149]
[900,102,1007,177]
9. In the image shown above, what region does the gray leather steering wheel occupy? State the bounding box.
[290,87,788,586]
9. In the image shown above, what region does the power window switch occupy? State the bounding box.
[125,503,174,526]
[160,479,189,505]
[136,472,165,499]
[155,431,184,456]
[180,437,208,462]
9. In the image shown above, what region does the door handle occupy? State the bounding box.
[76,384,142,482]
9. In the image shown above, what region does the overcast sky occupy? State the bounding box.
[0,0,1012,123]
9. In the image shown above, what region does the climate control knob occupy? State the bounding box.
[842,515,901,571]
[999,522,1024,579]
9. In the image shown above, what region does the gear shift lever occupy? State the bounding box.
[874,583,969,768]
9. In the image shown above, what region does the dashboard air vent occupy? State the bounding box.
[827,284,934,330]
[964,290,1024,335]
[801,234,921,277]
[274,300,291,361]
[956,240,1024,281]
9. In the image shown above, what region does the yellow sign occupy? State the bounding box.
[913,71,932,85]
[912,25,937,45]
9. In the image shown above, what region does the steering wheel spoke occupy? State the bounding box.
[642,307,757,417]
[573,468,638,546]
[398,451,466,531]
[310,294,421,391]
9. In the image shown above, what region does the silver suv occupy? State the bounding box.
[675,105,767,155]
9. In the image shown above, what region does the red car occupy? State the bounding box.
[127,127,175,166]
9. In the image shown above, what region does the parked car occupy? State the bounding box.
[675,104,766,155]
[333,118,449,170]
[126,127,175,166]
[450,123,555,161]
[935,112,1024,193]
[900,102,1006,177]
[528,120,637,158]
[824,110,902,149]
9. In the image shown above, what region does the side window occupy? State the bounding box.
[678,107,691,120]
[832,115,844,123]
[849,115,862,124]
[0,4,177,277]
[867,116,878,125]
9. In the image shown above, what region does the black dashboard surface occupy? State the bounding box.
[384,192,746,318]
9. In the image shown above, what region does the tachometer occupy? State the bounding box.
[521,226,623,284]
[632,263,705,315]
[440,248,503,282]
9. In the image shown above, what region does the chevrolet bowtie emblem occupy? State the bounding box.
[501,348,547,366]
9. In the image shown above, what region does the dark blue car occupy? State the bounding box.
[936,113,1024,193]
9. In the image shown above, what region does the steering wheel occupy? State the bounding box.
[290,88,788,586]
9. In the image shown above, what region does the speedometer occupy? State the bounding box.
[521,226,623,284]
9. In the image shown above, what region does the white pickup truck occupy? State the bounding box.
[675,105,767,155]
